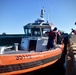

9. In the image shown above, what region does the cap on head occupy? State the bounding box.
[53,27,57,31]
[71,28,74,30]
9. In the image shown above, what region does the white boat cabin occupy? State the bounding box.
[21,22,51,52]
[21,8,52,52]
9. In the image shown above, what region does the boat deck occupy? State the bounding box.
[0,45,62,55]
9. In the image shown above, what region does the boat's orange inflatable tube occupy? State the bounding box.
[0,44,64,75]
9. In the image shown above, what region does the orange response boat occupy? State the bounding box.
[0,8,64,75]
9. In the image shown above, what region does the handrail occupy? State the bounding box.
[0,47,5,54]
[0,46,13,54]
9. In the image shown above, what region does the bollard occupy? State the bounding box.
[14,43,19,51]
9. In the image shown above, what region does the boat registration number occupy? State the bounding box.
[15,55,32,60]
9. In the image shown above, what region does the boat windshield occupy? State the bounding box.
[42,28,50,37]
[24,28,41,36]
[24,28,31,36]
[24,28,50,37]
[31,28,41,36]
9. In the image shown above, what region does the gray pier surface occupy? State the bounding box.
[66,35,76,75]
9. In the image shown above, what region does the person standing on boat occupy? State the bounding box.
[57,30,63,44]
[70,28,76,35]
[47,27,57,49]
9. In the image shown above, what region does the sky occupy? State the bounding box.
[0,0,76,34]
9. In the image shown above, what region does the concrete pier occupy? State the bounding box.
[66,35,76,75]
[66,45,76,75]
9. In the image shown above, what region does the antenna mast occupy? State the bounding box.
[40,7,45,18]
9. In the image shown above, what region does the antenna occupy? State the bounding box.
[47,13,49,23]
[40,7,45,18]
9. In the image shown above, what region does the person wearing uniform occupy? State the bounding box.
[70,29,76,35]
[57,30,63,44]
[47,27,57,49]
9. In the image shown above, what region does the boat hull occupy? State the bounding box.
[0,44,64,75]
